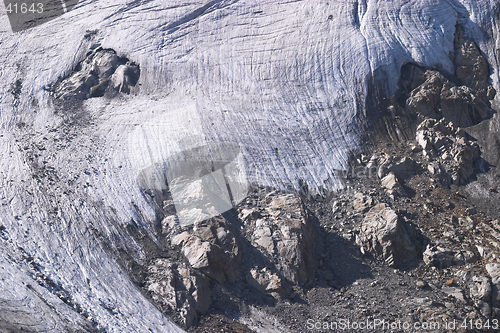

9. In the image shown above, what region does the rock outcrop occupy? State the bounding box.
[170,218,241,284]
[53,48,139,99]
[415,118,480,184]
[146,259,211,328]
[403,26,494,128]
[405,69,490,127]
[239,192,316,285]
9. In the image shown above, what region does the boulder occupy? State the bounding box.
[441,285,465,302]
[355,203,418,268]
[171,219,240,283]
[381,172,398,190]
[146,259,211,328]
[389,157,418,179]
[240,193,316,285]
[380,172,405,199]
[86,49,119,79]
[469,276,493,317]
[376,155,418,180]
[247,267,287,299]
[110,63,140,94]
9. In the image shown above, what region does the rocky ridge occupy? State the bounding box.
[53,47,140,100]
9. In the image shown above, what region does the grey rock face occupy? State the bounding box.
[170,219,241,284]
[239,193,316,285]
[356,203,418,268]
[2,1,500,331]
[146,259,211,328]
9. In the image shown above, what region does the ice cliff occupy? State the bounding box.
[0,0,500,331]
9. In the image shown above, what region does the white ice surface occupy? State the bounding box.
[0,0,499,332]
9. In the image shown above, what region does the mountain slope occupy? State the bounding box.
[1,0,499,332]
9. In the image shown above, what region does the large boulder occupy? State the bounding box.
[239,192,316,285]
[146,259,211,328]
[356,203,418,268]
[171,218,241,283]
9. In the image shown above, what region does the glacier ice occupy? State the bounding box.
[1,0,500,331]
